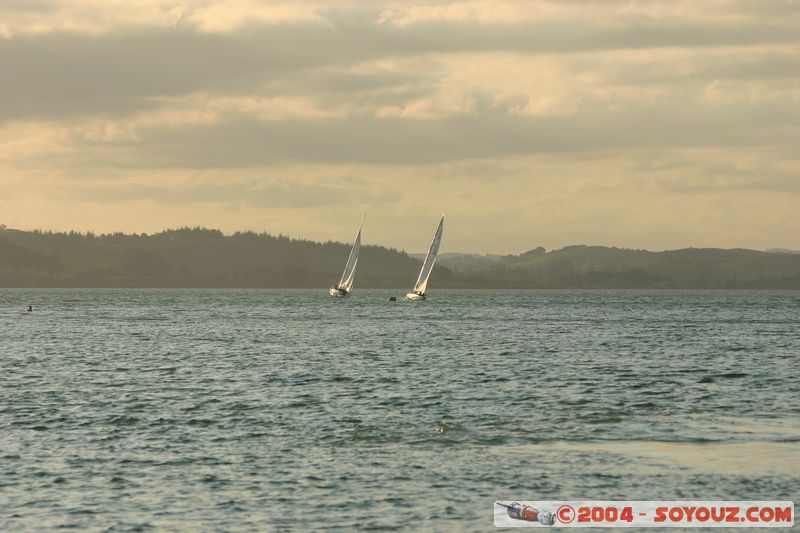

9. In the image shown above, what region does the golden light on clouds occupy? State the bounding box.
[1,0,799,252]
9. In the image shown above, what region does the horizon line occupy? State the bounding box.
[2,225,798,256]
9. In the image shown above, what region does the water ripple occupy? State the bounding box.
[1,288,798,531]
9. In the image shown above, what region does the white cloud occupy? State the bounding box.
[0,0,327,36]
[376,0,800,27]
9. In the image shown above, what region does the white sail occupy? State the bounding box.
[338,215,364,292]
[412,215,444,294]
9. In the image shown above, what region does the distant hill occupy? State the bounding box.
[410,252,507,274]
[1,228,799,288]
[436,245,800,289]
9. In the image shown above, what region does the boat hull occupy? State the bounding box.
[330,287,351,298]
[405,292,426,301]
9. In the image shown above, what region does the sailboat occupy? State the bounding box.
[330,215,364,298]
[405,215,444,301]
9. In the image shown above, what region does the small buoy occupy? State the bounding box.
[387,296,396,302]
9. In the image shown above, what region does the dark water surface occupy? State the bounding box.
[1,289,799,531]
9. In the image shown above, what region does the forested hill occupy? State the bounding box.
[1,228,799,288]
[0,227,450,288]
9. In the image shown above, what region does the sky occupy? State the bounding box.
[1,0,799,253]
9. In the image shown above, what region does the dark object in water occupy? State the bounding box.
[387,296,397,302]
[27,304,33,312]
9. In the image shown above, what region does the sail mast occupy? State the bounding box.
[338,214,365,291]
[413,214,444,294]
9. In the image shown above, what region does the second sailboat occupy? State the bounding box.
[406,215,444,301]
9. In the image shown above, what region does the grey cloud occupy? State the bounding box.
[4,4,799,186]
[599,50,800,86]
[3,10,800,121]
[261,68,434,111]
[729,0,800,17]
[267,69,431,98]
[1,28,336,121]
[652,174,800,194]
[0,0,52,12]
[631,147,800,193]
[52,97,796,169]
[67,179,388,208]
[710,53,800,80]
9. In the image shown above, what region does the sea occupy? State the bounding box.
[1,289,798,531]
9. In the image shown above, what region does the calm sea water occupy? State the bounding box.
[1,289,798,531]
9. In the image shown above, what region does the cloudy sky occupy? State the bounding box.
[1,0,799,253]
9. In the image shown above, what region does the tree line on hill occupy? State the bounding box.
[1,227,799,289]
